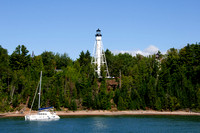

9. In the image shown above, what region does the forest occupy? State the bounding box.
[0,43,200,112]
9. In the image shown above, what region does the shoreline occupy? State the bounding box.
[1,110,200,118]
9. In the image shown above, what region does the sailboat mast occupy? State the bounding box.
[38,71,42,109]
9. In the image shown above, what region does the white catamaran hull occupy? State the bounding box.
[25,112,60,121]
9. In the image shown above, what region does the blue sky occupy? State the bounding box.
[0,0,200,60]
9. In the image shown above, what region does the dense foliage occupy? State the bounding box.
[0,43,200,112]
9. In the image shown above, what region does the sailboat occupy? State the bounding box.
[25,71,60,121]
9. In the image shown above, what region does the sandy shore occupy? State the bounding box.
[1,110,200,118]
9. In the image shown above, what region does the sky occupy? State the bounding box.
[0,0,200,60]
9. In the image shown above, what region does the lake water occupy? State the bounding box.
[0,115,200,133]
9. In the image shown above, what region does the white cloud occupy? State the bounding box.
[113,45,160,56]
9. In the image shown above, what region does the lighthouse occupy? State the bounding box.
[91,29,110,78]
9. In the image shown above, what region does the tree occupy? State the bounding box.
[41,51,56,77]
[155,97,162,110]
[0,45,9,79]
[78,50,91,67]
[10,45,30,70]
[117,96,125,110]
[70,99,77,111]
[55,53,72,69]
[31,55,44,80]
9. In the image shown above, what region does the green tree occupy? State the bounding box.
[41,51,56,77]
[10,45,30,70]
[155,97,162,110]
[117,96,125,110]
[70,99,77,111]
[0,45,9,79]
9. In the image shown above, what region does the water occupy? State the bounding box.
[0,115,200,133]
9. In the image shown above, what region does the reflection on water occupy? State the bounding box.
[0,115,200,133]
[93,117,108,130]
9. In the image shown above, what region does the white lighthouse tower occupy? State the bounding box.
[91,29,110,78]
